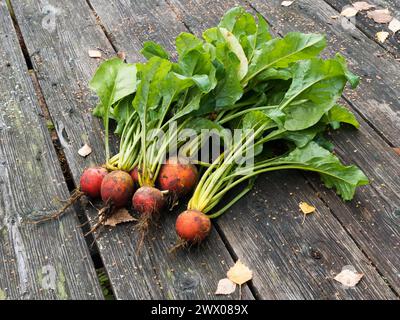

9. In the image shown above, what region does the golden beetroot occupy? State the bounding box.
[101,170,134,207]
[175,210,211,243]
[157,157,198,197]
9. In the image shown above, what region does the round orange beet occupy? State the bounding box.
[157,157,198,197]
[80,167,108,198]
[175,210,211,242]
[101,170,134,207]
[132,186,165,215]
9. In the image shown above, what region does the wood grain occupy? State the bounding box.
[10,0,252,299]
[0,1,103,300]
[323,0,400,59]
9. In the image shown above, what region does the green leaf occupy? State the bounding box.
[132,57,171,123]
[141,41,170,60]
[89,58,137,117]
[280,57,353,131]
[244,32,326,82]
[89,58,137,159]
[325,104,359,129]
[271,124,326,147]
[314,134,335,152]
[213,51,244,108]
[267,142,368,200]
[176,33,204,56]
[218,7,257,60]
[256,14,272,47]
[334,53,359,89]
[255,67,292,81]
[113,94,135,135]
[219,27,248,80]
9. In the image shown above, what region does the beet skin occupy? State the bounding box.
[101,170,134,207]
[80,167,108,198]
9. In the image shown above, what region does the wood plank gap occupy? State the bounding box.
[164,0,192,31]
[6,0,116,300]
[5,0,33,70]
[341,95,394,148]
[29,72,116,300]
[85,0,118,52]
[212,222,261,299]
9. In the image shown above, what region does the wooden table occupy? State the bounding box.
[0,0,399,300]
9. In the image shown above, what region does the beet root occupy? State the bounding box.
[132,186,165,251]
[175,210,211,243]
[157,157,198,198]
[101,170,134,207]
[80,166,108,198]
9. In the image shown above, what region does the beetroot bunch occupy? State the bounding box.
[49,7,368,250]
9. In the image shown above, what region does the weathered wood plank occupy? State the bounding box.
[106,0,400,299]
[10,0,252,299]
[324,0,400,59]
[0,1,103,300]
[246,0,400,146]
[168,0,400,295]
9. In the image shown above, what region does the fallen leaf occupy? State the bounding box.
[330,15,339,19]
[334,266,364,287]
[299,201,316,214]
[88,49,102,58]
[376,31,389,43]
[393,147,400,156]
[215,278,236,295]
[117,51,126,60]
[388,18,400,33]
[78,144,92,157]
[281,1,294,7]
[352,1,375,11]
[340,7,359,18]
[227,260,253,285]
[367,9,393,23]
[104,208,135,227]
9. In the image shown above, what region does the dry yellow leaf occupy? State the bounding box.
[352,1,375,11]
[78,143,92,157]
[227,260,253,285]
[388,18,400,33]
[340,7,358,18]
[215,278,236,295]
[376,31,389,43]
[334,267,364,287]
[104,208,136,227]
[281,1,294,6]
[117,51,126,61]
[367,9,392,23]
[88,49,102,58]
[299,201,316,214]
